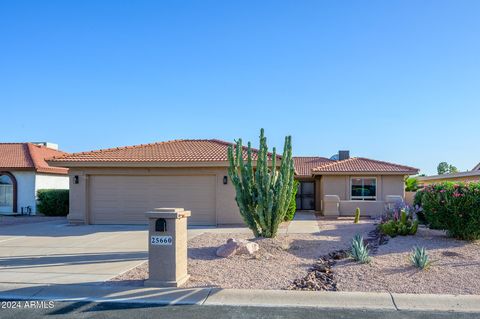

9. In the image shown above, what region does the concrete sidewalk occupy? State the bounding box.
[286,211,319,233]
[0,283,479,313]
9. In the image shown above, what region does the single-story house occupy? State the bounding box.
[417,162,480,186]
[0,142,69,214]
[47,140,418,225]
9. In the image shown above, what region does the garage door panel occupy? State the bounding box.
[89,175,216,225]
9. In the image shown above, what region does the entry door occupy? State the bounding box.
[296,181,315,210]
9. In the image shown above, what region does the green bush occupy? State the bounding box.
[37,189,69,216]
[419,182,480,240]
[284,180,299,221]
[379,209,418,237]
[405,177,419,191]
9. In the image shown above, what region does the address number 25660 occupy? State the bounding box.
[150,236,173,245]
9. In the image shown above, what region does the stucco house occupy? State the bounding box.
[0,142,69,214]
[47,140,418,225]
[417,162,480,186]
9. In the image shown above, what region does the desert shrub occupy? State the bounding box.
[284,180,299,221]
[354,207,360,224]
[37,189,69,216]
[420,182,480,240]
[350,234,370,263]
[379,209,418,237]
[410,246,431,270]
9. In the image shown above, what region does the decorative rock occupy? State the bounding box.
[216,238,259,258]
[288,228,388,291]
[216,238,240,258]
[236,239,260,255]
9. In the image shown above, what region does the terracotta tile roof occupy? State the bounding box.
[293,157,333,176]
[312,157,419,174]
[48,139,280,164]
[0,143,68,174]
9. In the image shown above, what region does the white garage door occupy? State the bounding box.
[89,175,216,225]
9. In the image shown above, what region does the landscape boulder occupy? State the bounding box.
[236,239,260,255]
[216,238,259,258]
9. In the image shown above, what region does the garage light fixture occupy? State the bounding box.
[74,175,79,184]
[223,176,228,185]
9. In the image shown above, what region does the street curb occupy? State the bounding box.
[0,283,479,313]
[203,288,395,310]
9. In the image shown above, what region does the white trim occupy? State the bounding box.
[350,177,377,201]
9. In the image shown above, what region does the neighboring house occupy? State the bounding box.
[417,162,480,186]
[47,140,418,225]
[0,143,69,214]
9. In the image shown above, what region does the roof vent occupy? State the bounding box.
[338,150,350,161]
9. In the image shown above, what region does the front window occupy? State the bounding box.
[351,177,376,201]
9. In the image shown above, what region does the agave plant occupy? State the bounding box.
[350,234,371,264]
[410,246,431,270]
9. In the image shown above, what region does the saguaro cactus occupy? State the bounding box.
[227,129,294,238]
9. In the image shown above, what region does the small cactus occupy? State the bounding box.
[350,234,370,264]
[410,246,431,270]
[354,207,360,224]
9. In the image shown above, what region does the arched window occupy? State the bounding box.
[0,172,17,213]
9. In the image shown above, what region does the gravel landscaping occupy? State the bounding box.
[109,219,374,289]
[334,226,480,295]
[109,218,480,295]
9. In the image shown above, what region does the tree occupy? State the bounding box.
[227,129,295,238]
[405,177,419,192]
[437,162,459,175]
[437,162,449,175]
[448,165,458,174]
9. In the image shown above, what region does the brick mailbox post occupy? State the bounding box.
[144,208,191,287]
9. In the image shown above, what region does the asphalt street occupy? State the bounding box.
[0,301,479,319]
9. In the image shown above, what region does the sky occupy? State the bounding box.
[1,1,479,175]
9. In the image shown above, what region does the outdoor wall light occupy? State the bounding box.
[223,176,228,185]
[74,175,79,184]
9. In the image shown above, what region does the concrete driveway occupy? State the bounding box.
[0,220,148,285]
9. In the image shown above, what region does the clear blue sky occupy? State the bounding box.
[1,1,479,175]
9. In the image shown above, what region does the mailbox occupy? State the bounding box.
[145,208,191,287]
[155,218,167,232]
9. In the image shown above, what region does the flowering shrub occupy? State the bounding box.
[379,208,419,237]
[418,182,480,240]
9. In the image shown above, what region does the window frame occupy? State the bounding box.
[350,177,377,201]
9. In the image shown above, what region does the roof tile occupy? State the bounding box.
[0,143,68,174]
[293,157,333,176]
[48,139,279,163]
[312,157,418,174]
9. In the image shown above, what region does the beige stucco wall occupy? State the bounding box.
[405,191,416,206]
[319,174,406,216]
[67,167,242,225]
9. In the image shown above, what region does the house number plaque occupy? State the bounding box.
[150,236,173,245]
